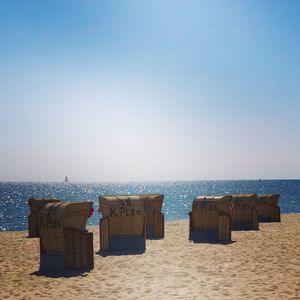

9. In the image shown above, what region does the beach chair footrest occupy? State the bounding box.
[258,216,273,222]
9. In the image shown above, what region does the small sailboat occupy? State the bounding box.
[64,176,69,183]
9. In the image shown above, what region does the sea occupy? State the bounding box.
[0,180,299,231]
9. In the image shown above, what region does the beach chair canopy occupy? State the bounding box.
[99,194,164,216]
[99,195,145,217]
[192,195,232,211]
[256,194,280,206]
[231,194,257,208]
[143,194,163,210]
[28,198,60,212]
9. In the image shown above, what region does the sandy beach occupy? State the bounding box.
[0,214,299,300]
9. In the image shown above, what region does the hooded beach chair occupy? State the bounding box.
[226,194,259,230]
[99,195,147,252]
[254,194,280,222]
[189,196,232,242]
[39,201,94,271]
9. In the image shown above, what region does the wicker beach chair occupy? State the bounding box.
[189,196,232,242]
[226,194,259,230]
[39,202,94,271]
[99,195,147,252]
[254,194,281,222]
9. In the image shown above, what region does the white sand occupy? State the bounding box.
[0,214,299,299]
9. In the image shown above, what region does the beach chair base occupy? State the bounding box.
[218,214,231,241]
[64,229,94,270]
[39,229,94,272]
[146,225,154,238]
[189,229,219,242]
[40,254,65,272]
[231,222,256,231]
[189,211,231,243]
[270,205,281,222]
[259,216,281,222]
[107,237,146,252]
[230,208,259,231]
[100,216,146,252]
[258,215,281,222]
[258,205,280,222]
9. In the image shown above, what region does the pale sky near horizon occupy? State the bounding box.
[0,1,299,181]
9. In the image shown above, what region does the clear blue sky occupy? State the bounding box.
[0,0,299,181]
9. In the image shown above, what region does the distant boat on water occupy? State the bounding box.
[64,176,69,183]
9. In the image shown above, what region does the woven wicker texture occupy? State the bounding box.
[191,196,231,229]
[39,202,93,254]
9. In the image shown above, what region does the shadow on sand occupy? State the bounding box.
[96,249,145,257]
[145,237,164,241]
[189,239,236,245]
[30,269,92,278]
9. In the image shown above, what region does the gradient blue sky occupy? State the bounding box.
[0,0,299,181]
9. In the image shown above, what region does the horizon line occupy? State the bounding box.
[0,178,300,183]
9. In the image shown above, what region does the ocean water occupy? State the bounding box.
[0,180,299,231]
